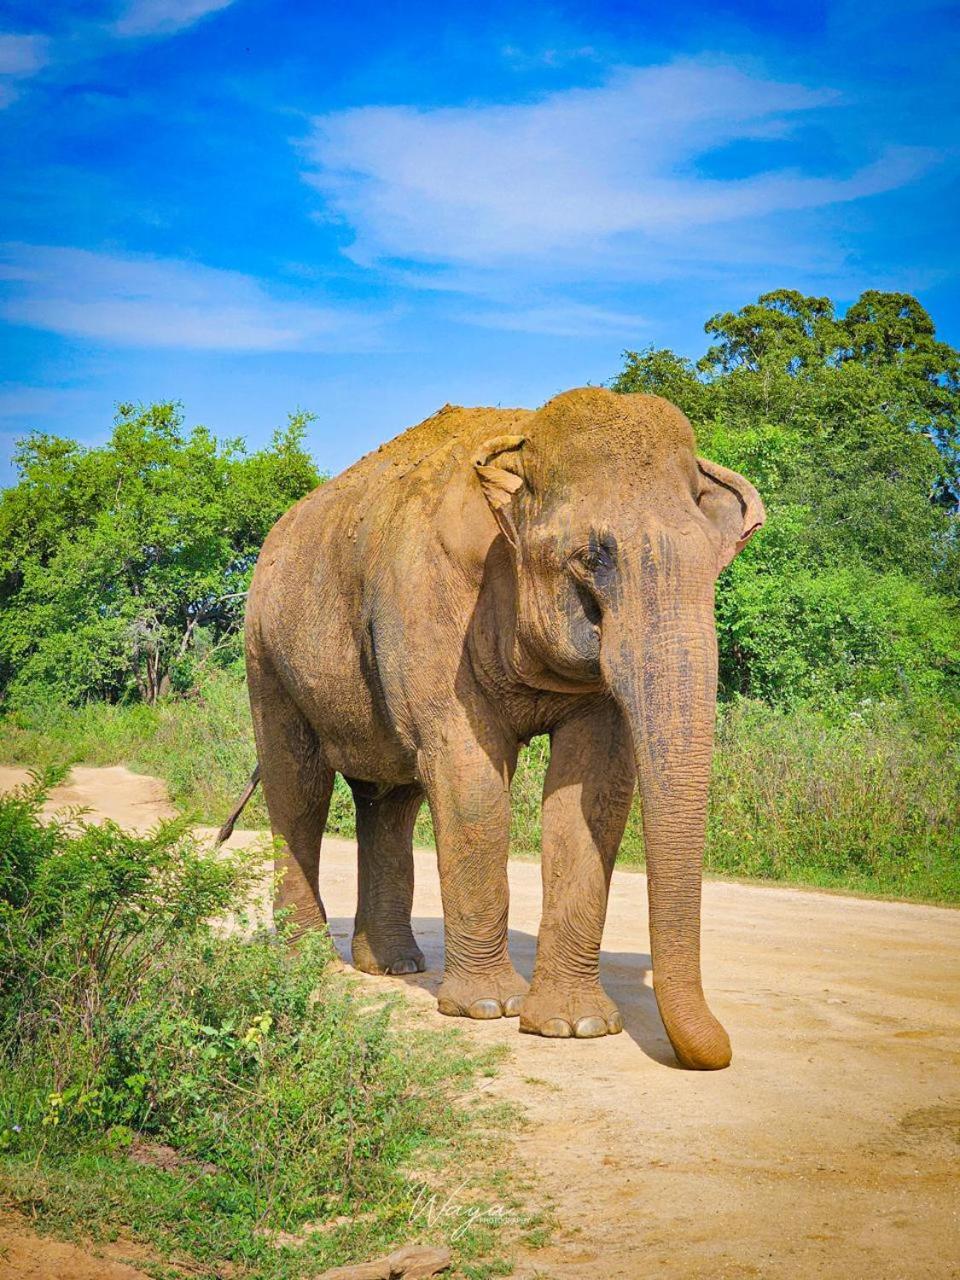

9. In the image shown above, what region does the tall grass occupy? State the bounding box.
[703,699,960,900]
[0,676,270,828]
[1,674,957,903]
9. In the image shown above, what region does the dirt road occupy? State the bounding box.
[2,766,958,1279]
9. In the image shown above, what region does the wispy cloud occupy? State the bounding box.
[462,300,647,338]
[0,244,384,352]
[112,0,236,38]
[0,384,63,419]
[0,32,50,107]
[302,59,935,285]
[501,42,601,71]
[0,3,235,108]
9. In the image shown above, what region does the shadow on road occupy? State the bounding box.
[327,914,677,1066]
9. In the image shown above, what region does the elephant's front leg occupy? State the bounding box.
[521,701,635,1039]
[418,721,528,1020]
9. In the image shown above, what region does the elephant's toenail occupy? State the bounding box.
[437,997,461,1017]
[388,959,418,975]
[467,999,503,1020]
[574,1016,608,1038]
[541,1018,573,1037]
[607,1011,623,1034]
[503,995,524,1017]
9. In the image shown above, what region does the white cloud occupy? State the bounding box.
[0,244,383,353]
[0,32,49,107]
[302,59,934,281]
[113,0,235,38]
[462,300,647,338]
[0,32,48,75]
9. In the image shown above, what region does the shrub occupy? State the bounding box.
[0,779,514,1274]
[716,561,960,705]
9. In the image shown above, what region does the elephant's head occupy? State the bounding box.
[474,387,764,1069]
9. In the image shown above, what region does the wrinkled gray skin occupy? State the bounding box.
[243,387,764,1069]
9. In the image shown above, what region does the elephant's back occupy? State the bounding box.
[334,402,532,497]
[260,402,531,546]
[247,402,531,642]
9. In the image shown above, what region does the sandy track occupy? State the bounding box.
[0,765,176,831]
[1,766,958,1279]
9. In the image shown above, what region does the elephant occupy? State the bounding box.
[232,386,764,1070]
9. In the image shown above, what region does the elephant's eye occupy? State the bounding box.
[573,535,617,576]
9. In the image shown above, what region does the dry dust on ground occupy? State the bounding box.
[0,1218,152,1280]
[1,766,958,1280]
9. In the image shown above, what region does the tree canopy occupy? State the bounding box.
[0,404,322,707]
[613,289,960,707]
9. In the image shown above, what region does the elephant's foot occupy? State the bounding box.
[352,926,426,977]
[519,981,622,1039]
[437,966,529,1020]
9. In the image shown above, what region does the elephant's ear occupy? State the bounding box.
[474,435,527,549]
[696,458,766,573]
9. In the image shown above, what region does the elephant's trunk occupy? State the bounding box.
[603,532,731,1070]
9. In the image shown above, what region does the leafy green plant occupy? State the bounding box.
[0,780,521,1277]
[0,403,323,707]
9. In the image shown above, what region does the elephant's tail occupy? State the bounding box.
[215,763,261,846]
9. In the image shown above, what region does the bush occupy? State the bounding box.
[716,561,960,705]
[0,779,516,1275]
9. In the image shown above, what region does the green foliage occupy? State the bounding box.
[614,290,960,705]
[0,774,260,1108]
[0,403,322,707]
[716,562,959,705]
[0,779,518,1276]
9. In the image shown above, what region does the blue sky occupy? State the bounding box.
[1,0,958,477]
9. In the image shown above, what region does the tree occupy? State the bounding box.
[0,403,322,707]
[612,290,960,706]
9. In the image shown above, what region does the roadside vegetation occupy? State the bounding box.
[0,774,530,1278]
[3,672,957,903]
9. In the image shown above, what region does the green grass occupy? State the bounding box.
[1,673,958,903]
[702,698,960,901]
[0,777,532,1279]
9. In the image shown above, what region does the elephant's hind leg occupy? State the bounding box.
[520,701,635,1039]
[350,781,426,976]
[248,658,334,938]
